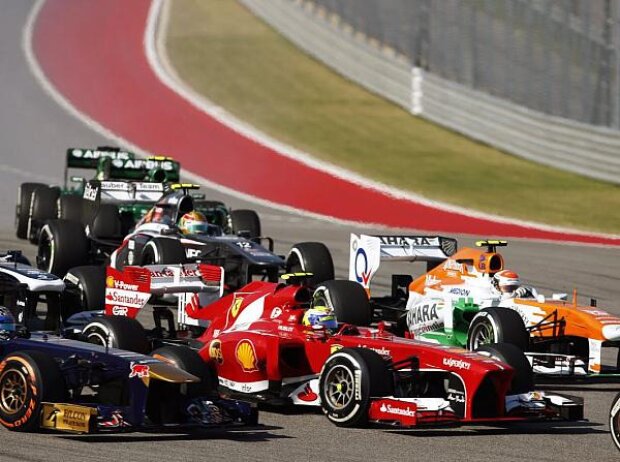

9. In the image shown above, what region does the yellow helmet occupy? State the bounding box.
[178,211,209,235]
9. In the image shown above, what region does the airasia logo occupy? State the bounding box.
[379,403,415,417]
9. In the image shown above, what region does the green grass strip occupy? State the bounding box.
[165,0,620,234]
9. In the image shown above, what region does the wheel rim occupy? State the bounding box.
[38,234,52,271]
[469,320,496,349]
[324,365,355,410]
[85,327,109,347]
[0,369,28,415]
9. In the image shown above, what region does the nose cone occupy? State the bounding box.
[603,324,620,341]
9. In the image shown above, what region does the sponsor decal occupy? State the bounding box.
[407,302,439,325]
[288,314,298,322]
[354,370,362,401]
[111,306,128,316]
[425,275,441,287]
[111,158,175,171]
[612,397,620,417]
[105,276,115,288]
[230,296,243,318]
[443,259,464,273]
[297,383,318,402]
[186,248,201,259]
[105,290,149,308]
[449,287,470,297]
[101,181,129,191]
[379,236,438,247]
[83,183,98,201]
[149,267,200,279]
[379,402,416,417]
[42,403,94,433]
[270,307,283,319]
[129,362,150,378]
[353,247,372,286]
[235,340,259,372]
[442,358,471,370]
[357,345,391,357]
[209,340,224,365]
[71,148,131,160]
[447,392,465,404]
[278,325,294,333]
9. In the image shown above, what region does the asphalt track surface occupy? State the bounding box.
[0,1,619,461]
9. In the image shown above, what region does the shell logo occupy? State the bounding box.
[235,340,258,372]
[209,339,224,365]
[106,276,115,288]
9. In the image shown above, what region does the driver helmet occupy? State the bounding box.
[178,211,210,235]
[302,306,338,332]
[0,306,16,339]
[493,270,521,294]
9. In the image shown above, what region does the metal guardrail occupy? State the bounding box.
[241,0,620,184]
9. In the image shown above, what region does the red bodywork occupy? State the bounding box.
[105,267,578,427]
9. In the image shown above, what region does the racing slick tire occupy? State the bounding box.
[141,237,187,265]
[28,186,60,243]
[313,280,372,326]
[475,343,534,394]
[151,345,218,397]
[58,195,83,222]
[0,351,67,432]
[147,345,219,425]
[82,315,150,354]
[37,219,89,277]
[230,209,261,238]
[63,265,106,314]
[466,307,529,352]
[15,182,46,239]
[319,347,393,427]
[610,392,620,451]
[286,242,335,286]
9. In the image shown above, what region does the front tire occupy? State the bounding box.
[476,343,534,394]
[466,307,529,351]
[37,219,89,277]
[319,347,392,427]
[313,280,371,326]
[63,266,106,314]
[15,182,46,239]
[610,392,620,451]
[0,351,66,432]
[82,315,149,354]
[141,238,187,265]
[286,242,334,286]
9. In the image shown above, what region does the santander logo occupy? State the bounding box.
[297,383,318,402]
[379,402,416,417]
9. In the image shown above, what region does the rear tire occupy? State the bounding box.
[610,392,620,450]
[141,238,187,265]
[230,209,261,238]
[476,343,534,394]
[319,347,392,427]
[313,280,371,326]
[82,315,149,354]
[0,351,67,432]
[58,195,83,222]
[151,345,217,397]
[37,219,89,277]
[63,266,106,313]
[15,182,46,239]
[466,307,529,352]
[286,242,334,286]
[28,186,60,244]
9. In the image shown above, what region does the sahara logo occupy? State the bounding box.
[209,339,224,365]
[235,340,259,372]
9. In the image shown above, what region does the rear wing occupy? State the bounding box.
[82,180,166,205]
[105,263,224,323]
[105,157,180,182]
[349,234,457,290]
[66,147,134,169]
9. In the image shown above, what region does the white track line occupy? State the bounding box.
[22,0,620,245]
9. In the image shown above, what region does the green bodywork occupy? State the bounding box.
[417,298,480,347]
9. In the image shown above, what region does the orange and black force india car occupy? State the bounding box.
[343,234,620,381]
[76,263,583,428]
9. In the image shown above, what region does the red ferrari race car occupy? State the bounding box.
[76,263,583,428]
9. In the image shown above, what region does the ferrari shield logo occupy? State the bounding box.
[230,296,243,318]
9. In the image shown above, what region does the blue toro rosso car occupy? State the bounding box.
[0,251,257,433]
